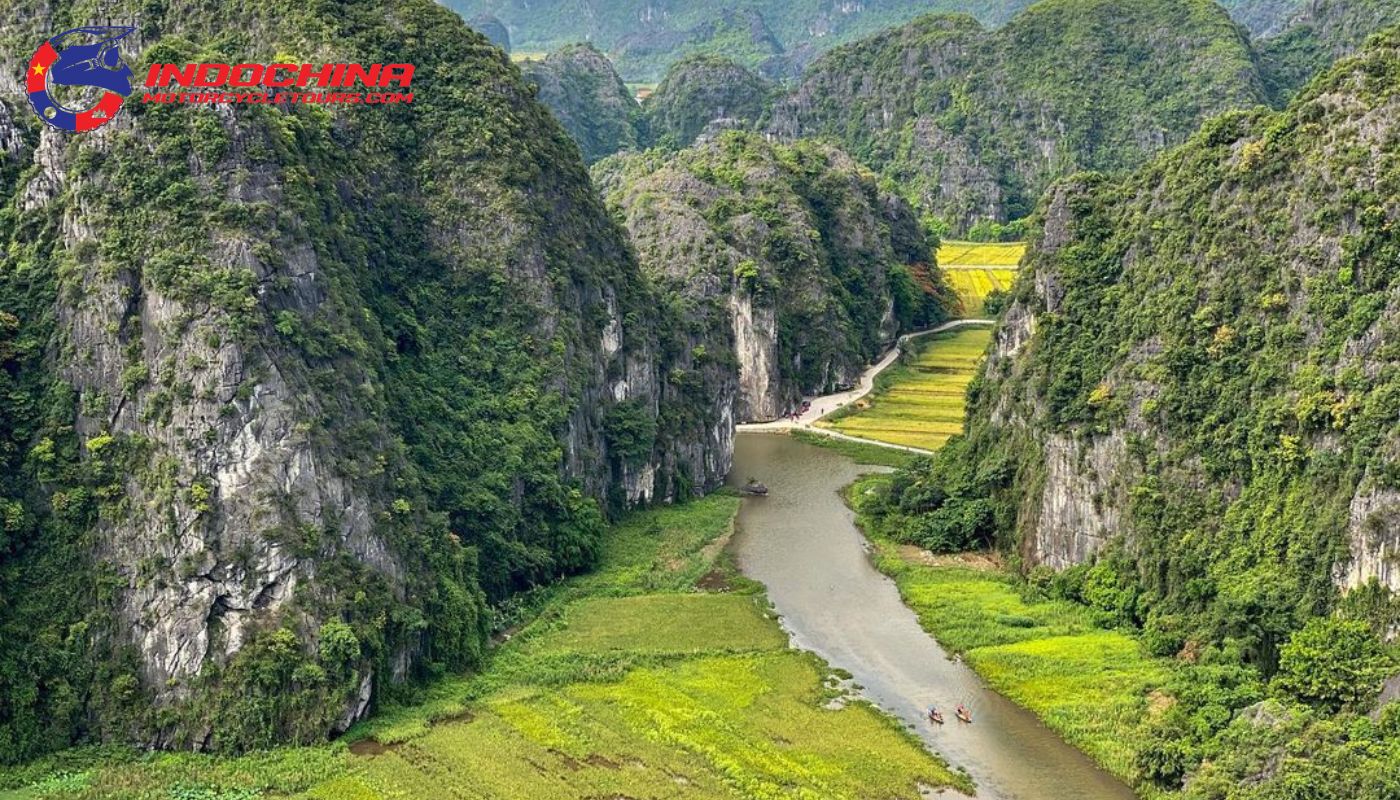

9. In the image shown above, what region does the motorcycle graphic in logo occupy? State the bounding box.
[26,26,136,133]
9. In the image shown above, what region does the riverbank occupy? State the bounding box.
[846,473,1173,795]
[728,434,1137,800]
[0,494,964,800]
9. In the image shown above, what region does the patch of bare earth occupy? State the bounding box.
[349,738,394,757]
[695,567,734,592]
[434,708,476,724]
[1147,690,1176,718]
[897,547,1003,571]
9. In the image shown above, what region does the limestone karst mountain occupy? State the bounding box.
[0,0,729,758]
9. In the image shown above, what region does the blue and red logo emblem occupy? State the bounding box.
[26,26,136,133]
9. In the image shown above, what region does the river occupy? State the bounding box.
[727,433,1137,800]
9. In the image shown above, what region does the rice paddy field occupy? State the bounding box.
[937,241,1025,317]
[818,326,992,452]
[1,495,963,800]
[847,475,1175,789]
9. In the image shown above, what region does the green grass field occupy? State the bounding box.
[850,476,1173,788]
[2,495,965,800]
[818,327,991,452]
[937,241,1025,317]
[789,429,917,468]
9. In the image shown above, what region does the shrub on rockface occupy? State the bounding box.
[1273,618,1393,712]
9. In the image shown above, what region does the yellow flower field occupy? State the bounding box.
[937,241,1026,268]
[819,326,991,451]
[937,241,1025,317]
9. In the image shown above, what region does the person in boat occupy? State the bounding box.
[956,704,972,722]
[927,706,943,723]
[742,478,769,495]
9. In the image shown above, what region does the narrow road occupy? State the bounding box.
[737,318,993,454]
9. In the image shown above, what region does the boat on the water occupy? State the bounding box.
[928,708,944,725]
[741,479,769,496]
[956,706,973,724]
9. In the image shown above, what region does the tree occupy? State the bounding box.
[1273,618,1394,712]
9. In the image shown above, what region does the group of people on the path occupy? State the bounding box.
[787,399,813,423]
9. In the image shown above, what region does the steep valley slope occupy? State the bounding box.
[937,20,1400,679]
[0,0,732,760]
[865,25,1400,796]
[594,133,952,422]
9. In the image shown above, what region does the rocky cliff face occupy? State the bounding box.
[518,43,643,163]
[956,27,1400,641]
[1258,0,1400,101]
[612,9,784,82]
[468,14,512,52]
[768,1,1269,231]
[0,0,727,760]
[594,133,950,422]
[642,55,774,149]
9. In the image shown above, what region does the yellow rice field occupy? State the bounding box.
[937,241,1026,268]
[938,241,1025,317]
[819,326,992,451]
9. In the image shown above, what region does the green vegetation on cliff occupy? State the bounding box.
[642,55,774,149]
[1258,0,1400,102]
[865,24,1400,797]
[0,0,726,762]
[595,132,953,421]
[769,0,1269,231]
[519,43,643,162]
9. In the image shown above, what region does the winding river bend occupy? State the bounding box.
[727,433,1136,800]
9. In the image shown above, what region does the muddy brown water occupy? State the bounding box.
[728,433,1137,800]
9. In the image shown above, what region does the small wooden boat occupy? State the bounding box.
[741,479,769,496]
[928,709,944,725]
[955,707,972,724]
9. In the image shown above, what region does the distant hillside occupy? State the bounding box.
[594,133,952,421]
[1218,0,1307,35]
[443,0,1040,80]
[518,43,643,162]
[1258,0,1400,101]
[769,0,1269,232]
[444,0,1364,81]
[642,55,775,149]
